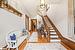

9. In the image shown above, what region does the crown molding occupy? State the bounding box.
[0,0,22,17]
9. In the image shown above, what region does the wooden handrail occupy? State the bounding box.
[45,15,75,50]
[0,0,22,17]
[41,16,50,33]
[41,16,48,30]
[45,15,62,38]
[41,16,50,42]
[18,39,27,50]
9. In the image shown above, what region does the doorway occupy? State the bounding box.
[31,19,37,31]
[25,15,29,31]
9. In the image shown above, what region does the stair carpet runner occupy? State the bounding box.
[43,17,61,42]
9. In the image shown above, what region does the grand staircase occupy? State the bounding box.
[43,16,61,42]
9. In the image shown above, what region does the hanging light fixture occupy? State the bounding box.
[38,0,50,16]
[40,0,45,4]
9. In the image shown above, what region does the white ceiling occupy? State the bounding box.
[8,0,63,18]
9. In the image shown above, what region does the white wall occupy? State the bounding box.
[36,15,43,29]
[74,0,75,15]
[47,0,75,40]
[47,0,68,36]
[29,18,31,31]
[68,15,74,39]
[73,0,75,39]
[0,8,24,48]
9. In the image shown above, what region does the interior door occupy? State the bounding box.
[31,19,37,31]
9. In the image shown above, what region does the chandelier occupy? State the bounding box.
[38,0,50,16]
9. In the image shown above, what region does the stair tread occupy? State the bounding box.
[50,32,56,34]
[50,35,58,36]
[50,34,57,36]
[50,29,55,31]
[50,29,54,30]
[50,31,56,32]
[50,39,61,41]
[48,27,54,30]
[50,31,55,32]
[50,38,60,39]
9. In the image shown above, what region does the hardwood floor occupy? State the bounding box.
[18,39,27,50]
[17,31,71,50]
[61,42,72,50]
[4,31,72,50]
[38,36,48,43]
[24,31,70,50]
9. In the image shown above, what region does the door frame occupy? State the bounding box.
[25,15,29,31]
[31,19,37,31]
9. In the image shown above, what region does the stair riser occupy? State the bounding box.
[50,40,61,42]
[50,36,58,38]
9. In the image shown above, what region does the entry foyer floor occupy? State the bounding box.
[23,32,67,50]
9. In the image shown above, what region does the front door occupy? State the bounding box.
[31,19,37,31]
